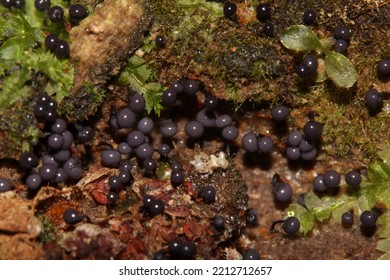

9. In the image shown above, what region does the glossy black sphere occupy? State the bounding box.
[303,9,316,25]
[345,170,362,187]
[63,208,83,225]
[256,3,271,23]
[282,216,300,235]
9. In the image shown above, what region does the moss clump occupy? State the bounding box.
[143,0,390,160]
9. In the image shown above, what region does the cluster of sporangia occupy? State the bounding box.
[1,0,389,260]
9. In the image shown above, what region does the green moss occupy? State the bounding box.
[37,214,58,244]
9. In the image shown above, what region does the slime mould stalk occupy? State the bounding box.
[65,0,151,120]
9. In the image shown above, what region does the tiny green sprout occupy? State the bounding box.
[280,25,357,88]
[116,55,165,116]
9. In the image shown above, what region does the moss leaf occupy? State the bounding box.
[144,83,165,116]
[280,25,321,52]
[325,51,357,88]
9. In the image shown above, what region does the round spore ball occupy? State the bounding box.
[271,105,289,123]
[295,63,310,78]
[303,54,318,74]
[48,133,63,150]
[204,95,218,109]
[213,215,225,231]
[77,126,95,143]
[100,149,121,168]
[1,0,14,8]
[377,59,390,76]
[36,92,51,105]
[223,2,237,18]
[298,139,314,153]
[119,171,133,184]
[170,80,184,94]
[127,130,145,148]
[143,194,155,209]
[34,0,51,11]
[287,131,303,147]
[282,216,300,236]
[246,208,258,226]
[107,191,119,203]
[258,136,273,153]
[55,40,70,59]
[44,109,58,123]
[243,249,261,260]
[48,6,64,22]
[14,0,25,9]
[183,79,199,95]
[221,125,238,141]
[26,174,42,190]
[46,99,58,111]
[196,109,216,128]
[181,241,196,260]
[160,121,178,138]
[334,25,351,41]
[20,151,38,169]
[201,186,216,204]
[155,35,165,48]
[157,144,171,157]
[149,199,165,215]
[263,22,274,37]
[63,208,83,225]
[33,104,45,119]
[286,147,300,161]
[108,175,123,190]
[162,88,178,106]
[117,142,132,155]
[45,33,59,51]
[273,182,292,203]
[334,39,348,53]
[53,149,71,163]
[256,3,271,22]
[51,118,67,134]
[185,121,204,138]
[171,170,185,185]
[345,170,362,187]
[300,148,317,161]
[303,120,323,141]
[0,178,12,192]
[54,168,68,184]
[69,4,87,20]
[303,9,316,25]
[365,89,383,112]
[323,169,341,188]
[42,154,59,167]
[63,157,83,179]
[135,143,154,160]
[39,163,58,181]
[313,174,327,192]
[242,132,258,153]
[119,160,133,172]
[170,161,183,171]
[168,237,183,257]
[61,130,74,150]
[129,93,145,113]
[360,210,378,227]
[215,114,233,129]
[342,212,354,227]
[143,158,157,172]
[116,107,136,128]
[137,117,154,134]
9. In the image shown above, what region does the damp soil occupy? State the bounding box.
[0,99,382,260]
